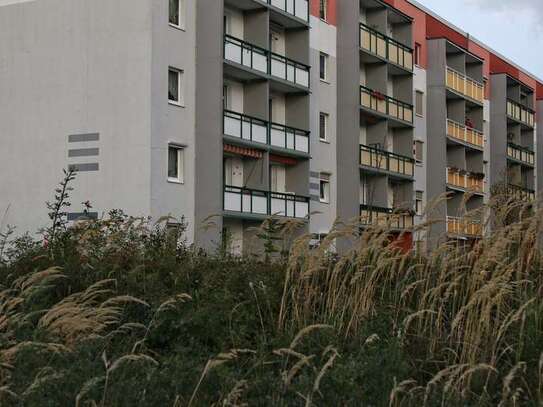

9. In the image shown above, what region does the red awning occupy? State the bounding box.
[269,154,297,166]
[223,144,263,159]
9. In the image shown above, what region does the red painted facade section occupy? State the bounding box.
[310,0,337,26]
[538,83,543,100]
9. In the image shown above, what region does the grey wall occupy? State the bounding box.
[538,100,543,198]
[489,74,508,188]
[0,0,154,235]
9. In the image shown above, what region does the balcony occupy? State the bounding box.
[360,86,413,125]
[359,23,413,72]
[447,216,483,238]
[446,67,484,104]
[268,0,309,23]
[224,35,310,90]
[223,110,310,154]
[446,119,484,149]
[507,184,535,202]
[507,143,535,167]
[360,205,414,230]
[360,145,415,179]
[507,99,535,128]
[446,168,484,194]
[224,185,310,219]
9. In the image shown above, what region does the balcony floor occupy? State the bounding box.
[359,107,414,129]
[359,165,414,182]
[446,136,484,152]
[359,48,413,76]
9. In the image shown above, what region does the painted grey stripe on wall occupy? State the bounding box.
[69,163,99,172]
[67,212,98,221]
[68,148,99,157]
[68,133,100,143]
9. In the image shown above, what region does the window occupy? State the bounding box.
[414,43,421,66]
[414,140,423,164]
[169,0,184,29]
[319,173,330,203]
[319,0,327,21]
[168,145,184,183]
[415,191,424,216]
[319,53,328,81]
[223,12,232,35]
[223,84,230,110]
[168,68,184,106]
[415,90,424,117]
[319,112,329,141]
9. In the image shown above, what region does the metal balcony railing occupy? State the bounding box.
[447,216,483,237]
[224,35,310,88]
[446,67,484,104]
[268,0,309,22]
[224,186,310,219]
[360,205,414,230]
[359,23,413,71]
[446,119,484,148]
[360,144,415,177]
[507,142,535,166]
[360,86,413,124]
[446,168,484,193]
[223,110,310,154]
[507,99,535,127]
[507,184,535,202]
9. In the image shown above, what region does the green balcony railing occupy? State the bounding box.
[507,142,535,166]
[224,186,310,219]
[507,99,535,127]
[359,23,413,71]
[223,110,310,154]
[360,86,413,124]
[360,205,414,230]
[360,144,415,177]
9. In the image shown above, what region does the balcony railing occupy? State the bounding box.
[359,23,413,71]
[447,216,483,238]
[446,168,484,193]
[446,119,484,148]
[360,145,415,177]
[224,35,310,88]
[224,186,309,219]
[360,205,414,230]
[360,86,413,124]
[507,99,535,127]
[270,52,310,87]
[223,110,310,154]
[268,0,309,22]
[507,184,535,202]
[507,142,535,166]
[446,67,484,104]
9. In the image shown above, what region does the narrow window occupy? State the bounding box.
[319,53,328,81]
[414,43,421,66]
[319,0,327,21]
[415,190,424,216]
[169,0,182,28]
[168,68,184,105]
[168,145,184,183]
[319,173,331,203]
[414,140,423,164]
[415,90,424,117]
[319,112,329,141]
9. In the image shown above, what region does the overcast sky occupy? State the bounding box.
[416,0,543,80]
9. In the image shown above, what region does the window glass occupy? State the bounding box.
[168,147,179,179]
[169,0,179,26]
[169,69,179,102]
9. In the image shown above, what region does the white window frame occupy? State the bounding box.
[415,191,424,216]
[319,52,329,82]
[319,174,331,204]
[168,67,184,107]
[319,0,327,21]
[414,140,423,164]
[168,145,185,184]
[319,112,329,142]
[169,0,185,30]
[415,90,424,117]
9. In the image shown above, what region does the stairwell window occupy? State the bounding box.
[169,0,185,29]
[415,90,424,117]
[319,0,327,21]
[319,52,329,82]
[415,191,424,216]
[414,140,423,164]
[168,68,184,106]
[319,173,330,203]
[168,145,184,183]
[319,112,329,142]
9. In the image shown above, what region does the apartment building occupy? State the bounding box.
[0,0,542,253]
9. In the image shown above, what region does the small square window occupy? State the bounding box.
[169,68,184,106]
[414,140,423,164]
[169,0,185,29]
[168,145,184,183]
[319,0,327,21]
[319,112,329,141]
[319,173,330,203]
[319,53,329,82]
[415,90,424,117]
